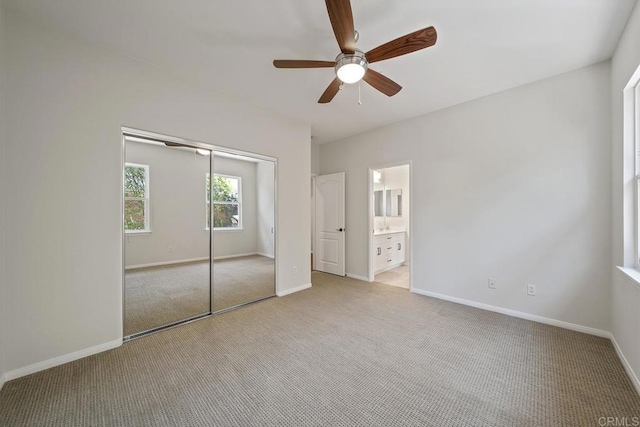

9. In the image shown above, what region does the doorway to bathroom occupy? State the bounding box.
[368,163,411,289]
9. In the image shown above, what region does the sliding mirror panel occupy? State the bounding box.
[212,151,276,312]
[124,136,212,337]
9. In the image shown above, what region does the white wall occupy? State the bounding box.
[125,141,210,267]
[320,62,612,331]
[2,11,310,376]
[611,1,640,389]
[311,143,320,258]
[0,4,7,388]
[124,144,261,266]
[256,161,275,258]
[311,142,320,176]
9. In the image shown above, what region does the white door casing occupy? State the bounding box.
[315,172,345,276]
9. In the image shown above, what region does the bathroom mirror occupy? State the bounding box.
[386,189,402,217]
[374,190,384,217]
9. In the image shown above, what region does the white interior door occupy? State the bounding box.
[315,172,346,276]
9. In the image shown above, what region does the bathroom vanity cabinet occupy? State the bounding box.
[373,231,405,274]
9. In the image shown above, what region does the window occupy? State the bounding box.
[206,173,241,230]
[623,63,640,271]
[124,163,150,232]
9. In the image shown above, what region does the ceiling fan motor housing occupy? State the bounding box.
[335,49,368,84]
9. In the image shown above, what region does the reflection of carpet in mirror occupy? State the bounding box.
[213,255,275,312]
[124,255,275,336]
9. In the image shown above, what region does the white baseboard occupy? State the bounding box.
[214,252,258,261]
[126,253,267,270]
[412,288,610,338]
[277,283,312,297]
[610,333,640,396]
[346,273,370,282]
[126,257,208,270]
[2,338,122,385]
[256,252,275,259]
[0,372,6,391]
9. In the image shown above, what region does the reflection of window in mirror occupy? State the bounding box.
[207,173,242,230]
[385,189,402,217]
[124,163,150,233]
[374,190,384,217]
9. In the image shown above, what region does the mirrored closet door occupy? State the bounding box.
[123,132,277,339]
[211,151,276,312]
[123,136,212,337]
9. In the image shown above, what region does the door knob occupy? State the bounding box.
[336,228,344,232]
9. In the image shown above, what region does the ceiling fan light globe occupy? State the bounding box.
[337,63,366,84]
[335,50,368,84]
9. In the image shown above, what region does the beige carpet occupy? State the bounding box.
[125,255,274,336]
[1,272,638,426]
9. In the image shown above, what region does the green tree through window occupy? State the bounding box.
[206,174,241,229]
[125,164,149,231]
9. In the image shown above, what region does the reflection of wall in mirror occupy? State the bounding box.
[374,190,384,217]
[386,189,402,217]
[373,170,385,230]
[256,161,275,258]
[125,141,210,268]
[125,141,272,267]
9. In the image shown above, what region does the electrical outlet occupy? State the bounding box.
[488,278,496,289]
[527,284,536,296]
[293,266,298,274]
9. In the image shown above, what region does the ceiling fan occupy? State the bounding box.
[273,0,437,103]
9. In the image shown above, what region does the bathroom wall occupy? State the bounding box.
[373,165,410,235]
[381,165,410,265]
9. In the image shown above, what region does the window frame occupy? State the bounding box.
[124,162,150,234]
[636,83,640,268]
[207,173,242,231]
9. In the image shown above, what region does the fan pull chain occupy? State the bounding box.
[358,81,362,105]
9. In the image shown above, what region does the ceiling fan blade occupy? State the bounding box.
[325,0,356,54]
[366,26,437,63]
[318,78,341,104]
[363,69,402,97]
[273,60,335,69]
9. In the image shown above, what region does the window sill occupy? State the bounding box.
[212,228,243,232]
[125,230,151,235]
[616,266,640,290]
